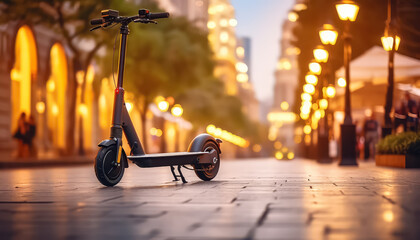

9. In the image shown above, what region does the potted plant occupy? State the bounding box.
[376,132,420,168]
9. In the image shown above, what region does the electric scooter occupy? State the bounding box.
[90,9,222,187]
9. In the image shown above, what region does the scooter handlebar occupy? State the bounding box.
[90,18,103,25]
[148,12,170,19]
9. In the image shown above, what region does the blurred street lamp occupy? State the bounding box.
[157,100,169,112]
[171,104,183,117]
[335,0,359,166]
[326,85,336,98]
[382,0,399,138]
[308,62,322,75]
[305,73,318,85]
[303,84,316,95]
[337,77,346,87]
[319,24,338,45]
[313,46,329,63]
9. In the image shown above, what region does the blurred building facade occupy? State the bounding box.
[0,20,194,159]
[0,0,261,160]
[156,0,209,31]
[269,16,300,151]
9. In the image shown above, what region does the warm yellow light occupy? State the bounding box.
[220,31,229,43]
[300,112,309,120]
[171,104,183,117]
[86,65,95,84]
[326,85,336,98]
[312,103,319,110]
[236,62,248,73]
[126,102,133,113]
[229,18,237,27]
[311,120,318,130]
[294,135,302,144]
[280,101,289,111]
[305,74,318,85]
[156,129,162,137]
[314,109,322,119]
[288,12,298,22]
[313,48,329,63]
[294,3,307,11]
[207,124,248,147]
[206,124,216,134]
[274,141,282,149]
[301,93,312,102]
[338,77,347,87]
[207,21,216,29]
[220,19,228,27]
[219,47,228,56]
[277,58,292,70]
[286,47,301,56]
[304,135,311,145]
[308,62,322,75]
[319,99,328,110]
[267,112,297,123]
[381,35,401,51]
[336,1,359,22]
[10,68,20,81]
[157,100,169,112]
[47,79,55,92]
[76,71,84,85]
[36,102,45,114]
[52,104,59,116]
[275,151,284,160]
[303,125,312,135]
[236,46,245,58]
[303,84,316,95]
[287,152,295,160]
[252,144,262,153]
[78,104,88,117]
[300,105,311,115]
[236,73,249,83]
[319,24,338,45]
[383,211,394,223]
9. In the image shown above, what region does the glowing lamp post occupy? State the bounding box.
[319,24,338,45]
[382,0,399,138]
[313,46,329,63]
[336,0,359,166]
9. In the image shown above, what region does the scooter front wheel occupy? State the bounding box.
[194,141,220,181]
[94,145,125,186]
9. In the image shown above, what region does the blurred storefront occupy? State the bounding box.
[332,46,420,138]
[0,22,195,159]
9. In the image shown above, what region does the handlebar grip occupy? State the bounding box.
[90,18,103,25]
[148,12,170,20]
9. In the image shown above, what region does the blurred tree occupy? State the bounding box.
[0,0,131,154]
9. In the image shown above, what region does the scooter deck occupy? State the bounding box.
[128,152,211,168]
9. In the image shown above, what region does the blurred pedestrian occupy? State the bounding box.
[26,115,37,157]
[405,92,418,132]
[394,101,407,132]
[363,113,379,160]
[12,112,28,158]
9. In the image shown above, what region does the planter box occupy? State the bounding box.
[376,154,420,168]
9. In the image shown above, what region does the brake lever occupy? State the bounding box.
[90,25,101,31]
[134,19,157,24]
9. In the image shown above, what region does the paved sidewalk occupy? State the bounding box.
[0,159,419,239]
[0,155,94,169]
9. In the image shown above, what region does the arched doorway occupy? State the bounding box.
[10,25,37,133]
[46,43,67,149]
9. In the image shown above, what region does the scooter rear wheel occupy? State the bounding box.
[194,141,220,181]
[94,145,125,186]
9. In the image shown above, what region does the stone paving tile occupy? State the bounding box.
[0,159,420,239]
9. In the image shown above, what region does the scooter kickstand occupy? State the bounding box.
[169,165,187,183]
[170,165,179,182]
[177,165,188,184]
